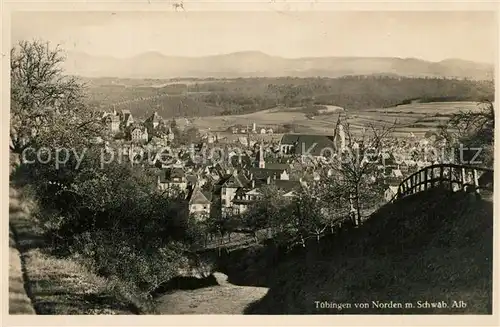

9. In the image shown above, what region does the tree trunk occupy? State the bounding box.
[219,230,224,246]
[355,184,362,226]
[300,235,306,248]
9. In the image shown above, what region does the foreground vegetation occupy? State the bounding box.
[10,40,210,312]
[9,187,136,314]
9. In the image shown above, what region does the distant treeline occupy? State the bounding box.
[393,95,494,107]
[85,76,494,118]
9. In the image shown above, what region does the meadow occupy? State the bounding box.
[180,101,484,139]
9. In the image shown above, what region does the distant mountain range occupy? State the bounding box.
[63,51,494,80]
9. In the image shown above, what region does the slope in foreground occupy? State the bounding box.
[245,188,493,314]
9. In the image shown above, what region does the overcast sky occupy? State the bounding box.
[11,11,497,63]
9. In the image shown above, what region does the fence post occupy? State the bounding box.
[473,169,480,194]
[440,165,444,188]
[430,167,435,188]
[414,174,418,194]
[461,167,467,191]
[449,166,454,191]
[423,169,428,191]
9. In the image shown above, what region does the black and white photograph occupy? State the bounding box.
[6,6,496,320]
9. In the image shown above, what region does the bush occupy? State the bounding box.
[13,149,204,309]
[10,40,208,312]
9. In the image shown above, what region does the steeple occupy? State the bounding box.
[258,143,265,168]
[338,124,346,151]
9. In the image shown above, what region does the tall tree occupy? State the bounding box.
[10,40,101,157]
[327,118,396,225]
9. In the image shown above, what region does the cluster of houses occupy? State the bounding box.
[157,143,309,220]
[231,122,274,135]
[101,109,176,144]
[154,129,442,220]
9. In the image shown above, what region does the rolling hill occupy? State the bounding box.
[241,187,493,314]
[64,51,493,80]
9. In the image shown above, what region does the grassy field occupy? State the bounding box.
[182,101,482,138]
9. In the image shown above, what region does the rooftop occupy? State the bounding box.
[187,187,212,205]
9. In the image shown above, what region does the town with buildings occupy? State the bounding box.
[98,108,450,222]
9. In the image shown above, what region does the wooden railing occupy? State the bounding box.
[393,164,493,202]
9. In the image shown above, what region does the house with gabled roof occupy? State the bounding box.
[102,111,120,132]
[217,171,247,208]
[121,110,134,127]
[186,186,212,220]
[229,178,303,215]
[248,167,289,181]
[145,111,163,130]
[157,167,188,195]
[232,186,263,215]
[131,126,148,143]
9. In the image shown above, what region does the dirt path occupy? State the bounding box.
[9,233,36,314]
[155,272,268,314]
[9,187,37,314]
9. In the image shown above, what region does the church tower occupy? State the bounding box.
[338,124,346,151]
[334,122,347,152]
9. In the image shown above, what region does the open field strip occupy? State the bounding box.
[184,102,473,136]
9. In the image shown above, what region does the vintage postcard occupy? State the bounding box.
[3,1,498,326]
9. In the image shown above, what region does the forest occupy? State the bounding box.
[84,76,494,118]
